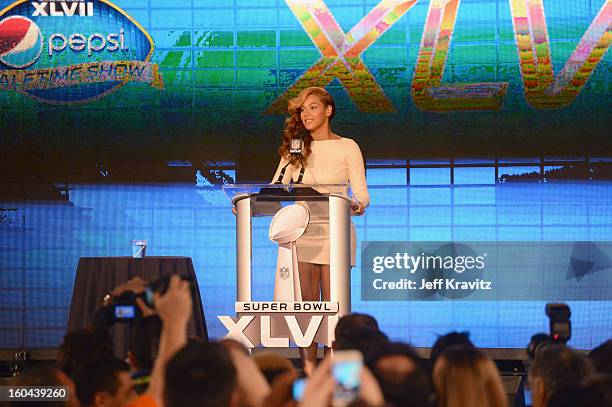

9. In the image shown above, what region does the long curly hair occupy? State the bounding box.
[278,87,336,166]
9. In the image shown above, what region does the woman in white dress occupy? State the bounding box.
[272,87,370,374]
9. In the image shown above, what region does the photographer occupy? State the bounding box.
[57,276,167,378]
[89,277,154,332]
[57,278,150,375]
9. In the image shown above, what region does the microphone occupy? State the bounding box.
[275,138,304,184]
[275,161,291,184]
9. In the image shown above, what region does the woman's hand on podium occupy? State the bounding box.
[350,200,365,216]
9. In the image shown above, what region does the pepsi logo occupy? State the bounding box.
[0,0,161,105]
[0,16,43,69]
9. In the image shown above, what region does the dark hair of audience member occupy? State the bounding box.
[529,345,593,407]
[588,338,612,375]
[429,331,474,372]
[72,357,134,407]
[164,342,237,407]
[334,326,389,362]
[547,374,612,407]
[335,313,379,338]
[129,315,162,371]
[433,345,508,407]
[10,366,79,407]
[583,374,612,405]
[56,329,113,376]
[546,386,596,407]
[368,342,433,407]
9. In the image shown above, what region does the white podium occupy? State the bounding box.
[221,184,353,348]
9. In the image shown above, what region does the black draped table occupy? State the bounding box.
[68,256,208,358]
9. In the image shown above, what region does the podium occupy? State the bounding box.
[221,183,353,347]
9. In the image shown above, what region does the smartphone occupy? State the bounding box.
[292,377,306,402]
[332,350,363,407]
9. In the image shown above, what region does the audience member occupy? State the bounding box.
[128,315,162,394]
[433,345,508,407]
[87,277,153,332]
[528,346,593,407]
[546,386,599,407]
[429,331,474,372]
[368,342,433,407]
[333,313,385,359]
[72,357,136,407]
[334,326,389,362]
[56,328,113,376]
[164,342,238,407]
[547,375,612,407]
[334,313,379,338]
[588,338,612,375]
[583,374,612,406]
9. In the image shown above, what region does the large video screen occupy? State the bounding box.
[1,0,610,179]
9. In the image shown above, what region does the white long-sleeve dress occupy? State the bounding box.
[272,137,370,265]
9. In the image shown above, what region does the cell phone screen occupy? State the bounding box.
[332,351,362,406]
[114,305,135,319]
[333,360,361,389]
[292,378,306,401]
